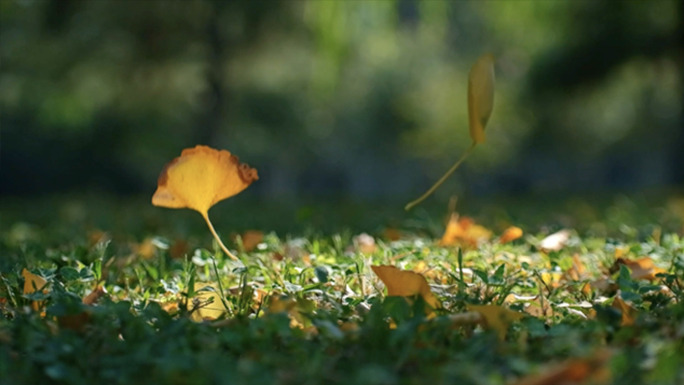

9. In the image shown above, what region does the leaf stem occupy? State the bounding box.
[201,211,239,261]
[405,141,477,211]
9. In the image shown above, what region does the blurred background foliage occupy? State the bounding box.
[1,0,682,204]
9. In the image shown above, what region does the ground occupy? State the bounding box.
[1,193,683,384]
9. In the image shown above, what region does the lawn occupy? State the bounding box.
[1,193,683,385]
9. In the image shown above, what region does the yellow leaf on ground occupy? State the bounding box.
[612,295,636,327]
[511,349,612,385]
[22,268,48,312]
[468,54,495,144]
[189,283,226,322]
[353,233,377,255]
[466,304,524,340]
[499,226,523,244]
[439,214,491,248]
[238,230,264,252]
[371,265,441,309]
[616,257,666,281]
[133,237,157,259]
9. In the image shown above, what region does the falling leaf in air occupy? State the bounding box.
[439,214,492,248]
[499,226,523,244]
[468,53,496,144]
[466,304,524,340]
[404,54,495,211]
[22,268,48,312]
[152,145,258,261]
[539,229,571,252]
[371,265,442,310]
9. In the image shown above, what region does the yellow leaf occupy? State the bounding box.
[371,265,441,309]
[189,283,226,322]
[611,295,636,327]
[467,304,524,340]
[439,214,491,248]
[152,145,258,261]
[617,257,665,281]
[405,54,495,211]
[133,237,157,259]
[499,226,523,244]
[152,145,258,214]
[237,230,264,252]
[22,268,48,312]
[468,53,495,144]
[511,349,612,385]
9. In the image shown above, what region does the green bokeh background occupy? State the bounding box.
[1,0,682,203]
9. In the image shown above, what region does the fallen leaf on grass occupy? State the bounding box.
[236,230,264,252]
[614,257,665,281]
[561,254,592,296]
[499,226,523,244]
[439,214,492,248]
[22,268,48,312]
[466,304,524,340]
[383,228,402,241]
[611,295,636,327]
[510,349,612,385]
[539,230,571,252]
[505,294,552,318]
[58,286,108,332]
[133,237,157,259]
[189,283,226,322]
[267,296,317,333]
[371,265,441,309]
[353,233,377,255]
[152,145,258,261]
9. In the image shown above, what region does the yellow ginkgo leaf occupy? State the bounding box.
[371,265,441,309]
[404,54,495,211]
[615,257,666,281]
[22,268,48,312]
[468,53,495,144]
[467,304,524,340]
[189,283,226,322]
[611,295,636,327]
[152,145,258,213]
[152,145,258,261]
[439,214,492,248]
[499,226,523,244]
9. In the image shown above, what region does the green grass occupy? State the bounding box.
[1,193,683,384]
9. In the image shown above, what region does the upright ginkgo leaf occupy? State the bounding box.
[152,145,258,261]
[468,54,495,144]
[371,265,442,310]
[405,54,496,211]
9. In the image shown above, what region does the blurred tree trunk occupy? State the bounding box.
[196,1,226,145]
[675,0,684,187]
